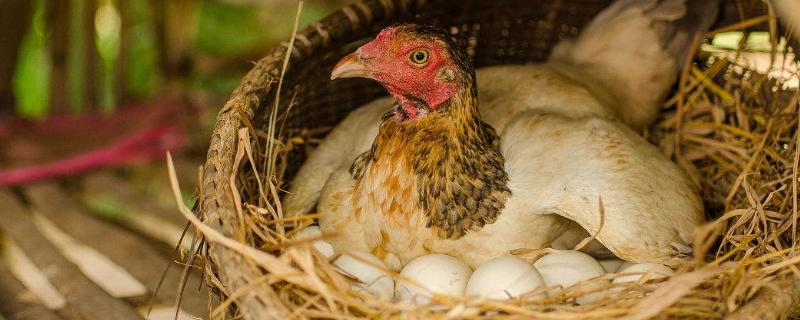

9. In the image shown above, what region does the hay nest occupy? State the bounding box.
[186,0,800,318]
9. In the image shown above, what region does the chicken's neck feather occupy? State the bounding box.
[351,79,511,239]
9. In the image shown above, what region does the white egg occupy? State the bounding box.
[396,254,472,305]
[598,258,625,273]
[533,250,606,304]
[333,251,394,300]
[612,263,673,284]
[466,256,545,300]
[616,260,636,272]
[292,226,335,259]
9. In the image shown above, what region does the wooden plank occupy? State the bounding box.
[82,172,190,234]
[0,189,142,320]
[31,214,149,299]
[3,239,67,310]
[24,182,209,318]
[121,156,202,221]
[0,259,62,320]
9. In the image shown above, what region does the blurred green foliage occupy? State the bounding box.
[195,1,327,56]
[11,0,334,119]
[13,0,50,119]
[196,1,272,56]
[125,0,159,99]
[192,1,330,96]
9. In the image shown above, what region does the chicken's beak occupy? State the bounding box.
[331,52,370,80]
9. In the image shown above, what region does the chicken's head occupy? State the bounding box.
[331,24,472,121]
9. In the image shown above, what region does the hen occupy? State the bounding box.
[285,0,719,269]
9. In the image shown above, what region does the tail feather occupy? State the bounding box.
[549,0,719,129]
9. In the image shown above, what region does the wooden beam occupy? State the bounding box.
[0,0,33,111]
[0,189,142,320]
[0,260,62,320]
[115,0,131,104]
[23,182,208,318]
[48,0,71,114]
[81,0,99,110]
[151,0,196,94]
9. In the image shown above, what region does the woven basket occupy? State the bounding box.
[195,0,798,319]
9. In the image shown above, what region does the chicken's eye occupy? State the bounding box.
[409,49,430,65]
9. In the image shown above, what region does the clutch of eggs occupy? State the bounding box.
[394,251,612,304]
[324,247,674,304]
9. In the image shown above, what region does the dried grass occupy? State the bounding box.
[179,12,800,320]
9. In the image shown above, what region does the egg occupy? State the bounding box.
[616,260,636,272]
[292,226,335,259]
[333,251,394,299]
[533,250,606,304]
[396,254,472,305]
[612,263,673,284]
[598,258,625,273]
[466,256,546,300]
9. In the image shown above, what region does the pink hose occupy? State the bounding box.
[0,125,186,186]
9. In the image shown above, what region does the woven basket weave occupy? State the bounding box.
[196,0,796,318]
